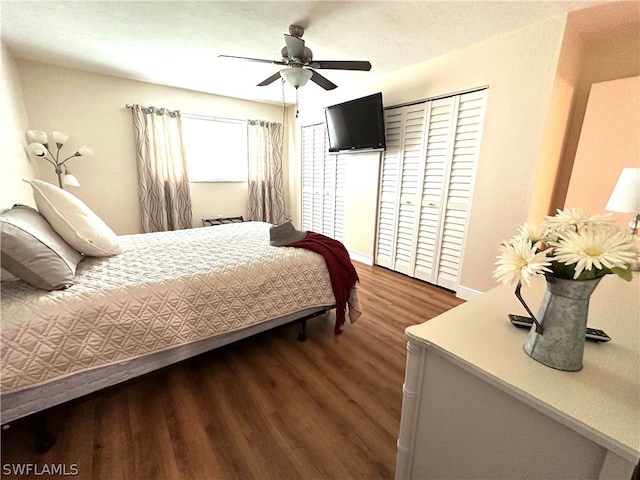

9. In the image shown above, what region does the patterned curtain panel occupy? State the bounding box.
[247,120,286,224]
[131,105,193,232]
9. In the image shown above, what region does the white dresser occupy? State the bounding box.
[396,276,639,479]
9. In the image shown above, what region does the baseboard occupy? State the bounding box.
[456,285,483,300]
[348,250,374,266]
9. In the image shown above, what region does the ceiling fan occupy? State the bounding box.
[219,25,372,90]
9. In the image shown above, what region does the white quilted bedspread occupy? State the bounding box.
[1,222,342,394]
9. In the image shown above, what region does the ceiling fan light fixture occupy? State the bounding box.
[223,24,371,91]
[280,68,312,87]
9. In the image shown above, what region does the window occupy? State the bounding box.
[182,114,248,182]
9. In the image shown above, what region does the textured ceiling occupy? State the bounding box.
[1,1,607,105]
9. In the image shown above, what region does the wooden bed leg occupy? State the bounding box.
[298,320,307,342]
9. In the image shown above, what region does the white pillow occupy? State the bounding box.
[28,180,123,257]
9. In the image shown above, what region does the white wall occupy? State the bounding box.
[292,16,567,295]
[0,43,38,209]
[15,60,287,234]
[343,151,382,264]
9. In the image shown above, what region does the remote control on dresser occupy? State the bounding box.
[508,314,611,342]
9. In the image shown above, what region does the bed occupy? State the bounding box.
[1,219,360,425]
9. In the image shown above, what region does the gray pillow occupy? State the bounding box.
[0,205,83,290]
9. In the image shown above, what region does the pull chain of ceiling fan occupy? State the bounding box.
[281,78,286,127]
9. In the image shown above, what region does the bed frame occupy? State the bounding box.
[1,305,332,453]
[1,305,332,427]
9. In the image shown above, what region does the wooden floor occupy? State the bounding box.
[1,263,464,480]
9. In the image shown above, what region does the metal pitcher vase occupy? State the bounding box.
[523,275,602,371]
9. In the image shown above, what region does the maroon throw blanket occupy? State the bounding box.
[288,232,359,334]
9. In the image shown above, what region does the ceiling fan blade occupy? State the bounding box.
[219,55,286,66]
[284,34,305,59]
[310,60,372,71]
[309,69,337,90]
[257,71,282,87]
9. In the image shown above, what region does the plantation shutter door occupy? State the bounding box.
[375,103,428,272]
[375,107,410,269]
[300,123,344,241]
[301,123,326,232]
[375,108,404,269]
[322,153,337,237]
[334,154,346,242]
[301,125,315,231]
[435,89,487,290]
[394,104,429,276]
[414,97,456,283]
[375,88,487,290]
[311,125,325,233]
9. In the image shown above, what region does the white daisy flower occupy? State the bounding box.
[496,209,636,287]
[543,208,615,238]
[493,236,552,286]
[518,222,545,245]
[551,227,639,279]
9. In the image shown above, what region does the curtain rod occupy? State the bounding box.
[125,104,248,124]
[182,112,248,123]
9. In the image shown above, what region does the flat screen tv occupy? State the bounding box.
[324,92,386,153]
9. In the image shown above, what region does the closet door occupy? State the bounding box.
[333,154,346,242]
[375,108,403,269]
[413,97,456,283]
[375,88,487,291]
[414,89,487,289]
[375,103,428,273]
[311,128,325,233]
[301,123,327,232]
[435,89,487,289]
[322,153,336,238]
[300,123,344,241]
[301,126,315,231]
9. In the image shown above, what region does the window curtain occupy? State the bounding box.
[247,120,286,224]
[131,104,193,232]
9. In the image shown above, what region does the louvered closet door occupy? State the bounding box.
[301,126,315,231]
[322,153,337,238]
[334,154,345,242]
[435,90,487,289]
[375,88,487,291]
[414,89,487,289]
[375,104,428,273]
[311,129,325,233]
[375,109,402,268]
[301,123,326,232]
[414,97,456,282]
[300,123,344,241]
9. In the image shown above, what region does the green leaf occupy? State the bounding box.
[612,267,633,282]
[549,261,577,280]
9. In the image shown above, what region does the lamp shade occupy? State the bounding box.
[77,145,94,157]
[63,173,80,187]
[606,168,640,213]
[27,130,48,144]
[52,131,70,145]
[28,142,47,157]
[280,68,312,87]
